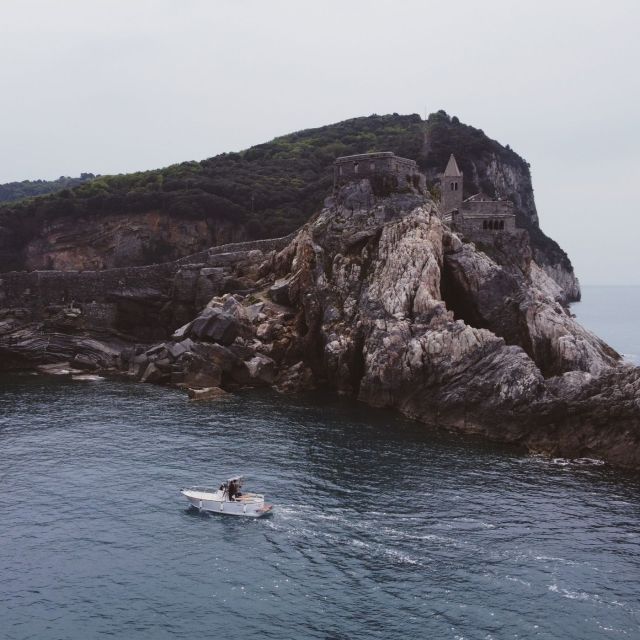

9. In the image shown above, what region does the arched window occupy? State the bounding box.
[454,182,458,191]
[483,220,488,230]
[488,220,494,230]
[499,220,504,230]
[354,162,359,174]
[450,182,455,191]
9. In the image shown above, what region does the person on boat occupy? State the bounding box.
[228,480,238,501]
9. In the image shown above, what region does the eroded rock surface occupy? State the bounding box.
[0,181,637,468]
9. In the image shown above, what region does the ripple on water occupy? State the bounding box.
[0,378,639,640]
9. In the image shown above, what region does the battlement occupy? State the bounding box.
[334,152,425,191]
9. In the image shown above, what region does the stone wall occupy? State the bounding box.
[0,264,175,310]
[334,152,425,190]
[0,233,293,339]
[461,200,515,217]
[449,200,517,235]
[176,232,297,265]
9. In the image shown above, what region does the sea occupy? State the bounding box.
[0,286,638,639]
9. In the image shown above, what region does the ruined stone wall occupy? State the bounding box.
[0,232,292,339]
[334,153,424,189]
[176,232,296,265]
[0,230,298,310]
[334,152,395,184]
[0,264,175,310]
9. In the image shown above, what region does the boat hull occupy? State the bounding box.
[181,490,272,518]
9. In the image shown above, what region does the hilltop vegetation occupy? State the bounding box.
[0,173,97,204]
[0,112,570,276]
[0,114,425,246]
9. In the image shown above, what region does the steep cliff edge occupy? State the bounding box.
[0,113,579,301]
[0,181,636,467]
[421,112,580,301]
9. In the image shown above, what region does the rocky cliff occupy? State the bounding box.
[421,112,580,302]
[0,180,637,468]
[21,211,245,271]
[0,113,579,301]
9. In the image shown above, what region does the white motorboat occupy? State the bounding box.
[180,476,273,518]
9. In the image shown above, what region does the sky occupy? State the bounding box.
[0,0,638,285]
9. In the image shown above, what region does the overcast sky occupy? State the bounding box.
[0,0,638,285]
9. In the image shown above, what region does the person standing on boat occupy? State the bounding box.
[228,480,238,501]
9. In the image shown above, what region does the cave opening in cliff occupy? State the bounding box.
[439,262,489,331]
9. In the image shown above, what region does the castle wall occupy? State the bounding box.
[334,153,424,189]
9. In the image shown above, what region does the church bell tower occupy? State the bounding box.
[440,154,463,213]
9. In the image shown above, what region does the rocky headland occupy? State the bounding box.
[1,176,638,469]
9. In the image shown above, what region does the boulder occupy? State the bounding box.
[275,361,315,393]
[187,386,228,401]
[37,362,83,376]
[165,339,194,359]
[141,362,169,383]
[187,307,250,345]
[244,355,276,385]
[183,357,222,389]
[269,277,292,306]
[171,323,191,340]
[245,302,265,323]
[194,343,242,372]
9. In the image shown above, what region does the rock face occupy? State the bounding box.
[0,179,638,469]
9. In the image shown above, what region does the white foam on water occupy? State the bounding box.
[548,584,636,613]
[534,554,578,566]
[548,584,594,600]
[524,454,606,467]
[383,547,420,565]
[504,575,531,587]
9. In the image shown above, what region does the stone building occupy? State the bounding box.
[334,152,425,191]
[439,154,517,236]
[440,154,464,213]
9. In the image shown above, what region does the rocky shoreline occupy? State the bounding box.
[1,182,638,469]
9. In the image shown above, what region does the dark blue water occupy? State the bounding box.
[1,287,640,639]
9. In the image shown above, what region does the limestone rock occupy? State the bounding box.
[187,386,228,401]
[182,356,222,389]
[244,355,276,385]
[269,277,293,306]
[141,362,169,383]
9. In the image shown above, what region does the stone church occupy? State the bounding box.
[332,151,517,239]
[439,154,516,235]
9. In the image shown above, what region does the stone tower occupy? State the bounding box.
[440,154,463,213]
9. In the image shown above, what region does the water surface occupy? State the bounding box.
[2,285,640,639]
[1,374,639,639]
